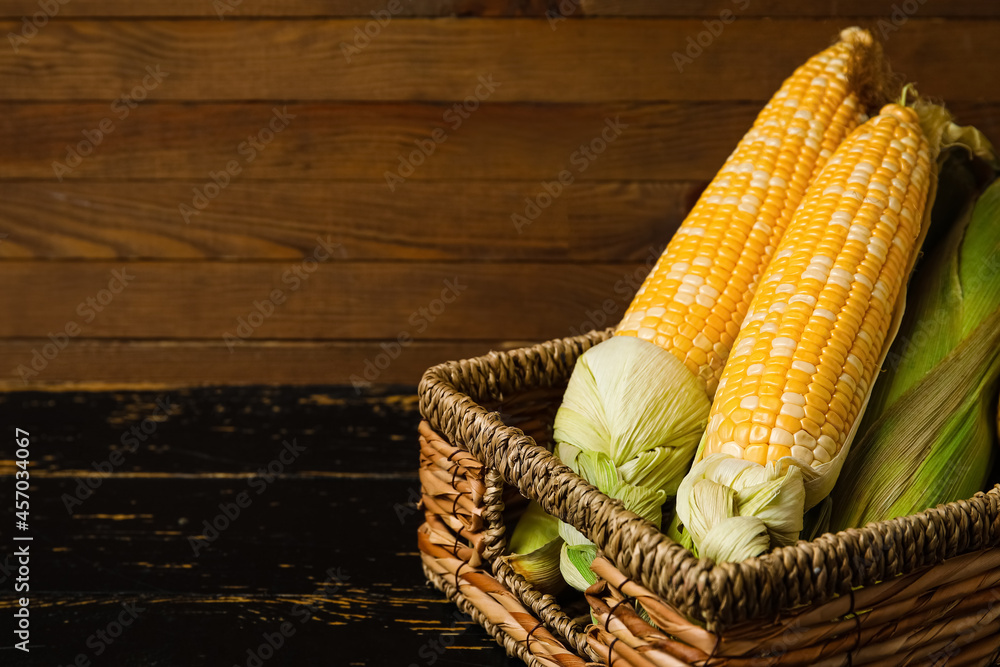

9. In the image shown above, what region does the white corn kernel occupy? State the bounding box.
[780,403,804,418]
[770,428,794,447]
[791,445,815,464]
[783,392,806,406]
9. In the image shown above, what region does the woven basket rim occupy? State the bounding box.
[416,330,1000,631]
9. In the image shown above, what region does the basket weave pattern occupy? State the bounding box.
[417,330,1000,666]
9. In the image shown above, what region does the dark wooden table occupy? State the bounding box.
[0,386,523,666]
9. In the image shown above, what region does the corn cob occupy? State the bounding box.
[614,33,869,400]
[830,165,1000,531]
[530,29,875,590]
[675,98,975,562]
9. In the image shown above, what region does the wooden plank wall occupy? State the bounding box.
[0,1,997,389]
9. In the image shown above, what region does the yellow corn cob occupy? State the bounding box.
[676,101,939,563]
[616,29,868,397]
[544,29,877,591]
[704,104,930,466]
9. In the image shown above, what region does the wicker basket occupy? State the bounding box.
[417,329,1000,667]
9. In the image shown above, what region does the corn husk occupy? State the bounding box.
[672,101,997,563]
[555,449,668,591]
[500,501,565,595]
[830,172,1000,530]
[545,337,708,590]
[554,336,711,498]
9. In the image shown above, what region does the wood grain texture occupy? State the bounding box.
[0,102,753,181]
[0,340,534,388]
[0,180,699,260]
[0,386,522,666]
[3,19,1000,102]
[0,593,522,667]
[0,0,995,17]
[2,9,998,397]
[0,0,561,18]
[5,477,426,593]
[5,102,996,183]
[0,261,649,339]
[0,385,422,474]
[577,0,1000,17]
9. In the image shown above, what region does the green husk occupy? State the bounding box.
[555,449,667,590]
[673,98,997,562]
[501,501,566,595]
[559,543,599,592]
[829,174,1000,530]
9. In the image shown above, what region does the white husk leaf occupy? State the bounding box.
[554,335,712,496]
[558,518,591,548]
[699,516,771,563]
[551,335,710,589]
[675,454,806,561]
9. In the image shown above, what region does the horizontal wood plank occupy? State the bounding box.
[2,19,999,102]
[0,102,755,181]
[0,180,699,260]
[0,0,994,17]
[0,477,426,592]
[577,0,1000,17]
[0,480,516,665]
[0,591,519,666]
[4,102,996,182]
[0,0,559,18]
[0,261,646,338]
[0,340,535,388]
[0,386,424,473]
[0,386,523,665]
